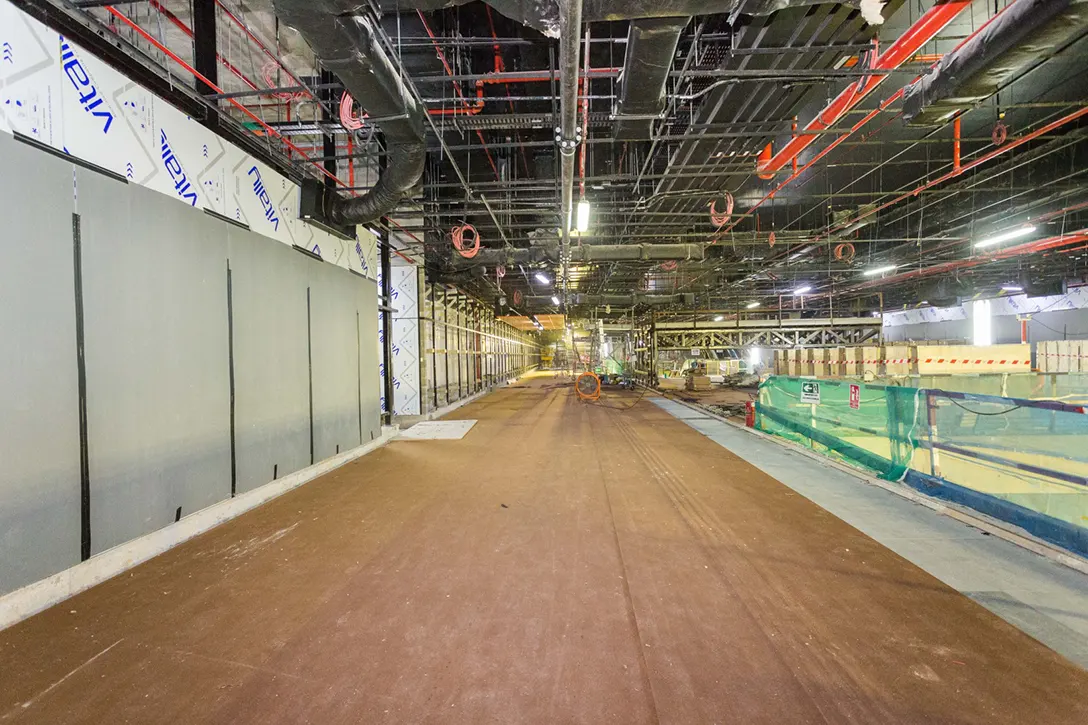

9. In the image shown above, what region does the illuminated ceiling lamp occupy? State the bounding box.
[576,200,591,233]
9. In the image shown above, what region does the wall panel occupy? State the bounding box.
[358,279,382,443]
[78,174,232,555]
[0,135,82,592]
[310,262,363,460]
[227,233,311,492]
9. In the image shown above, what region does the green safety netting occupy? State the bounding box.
[756,376,1088,550]
[755,377,923,481]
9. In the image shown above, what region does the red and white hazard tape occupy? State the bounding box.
[841,358,1030,365]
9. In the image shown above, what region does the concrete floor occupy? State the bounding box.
[652,397,1088,669]
[1,372,1086,723]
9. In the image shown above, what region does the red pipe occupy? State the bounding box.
[109,8,422,266]
[106,8,345,190]
[426,81,486,116]
[848,228,1088,291]
[716,88,904,239]
[484,4,532,178]
[953,115,961,170]
[756,0,971,177]
[417,11,500,181]
[213,0,310,98]
[817,104,1088,242]
[346,134,354,188]
[723,2,1015,240]
[143,0,261,93]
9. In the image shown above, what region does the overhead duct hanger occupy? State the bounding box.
[274,0,427,227]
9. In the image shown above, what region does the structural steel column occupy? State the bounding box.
[192,0,218,129]
[380,233,395,423]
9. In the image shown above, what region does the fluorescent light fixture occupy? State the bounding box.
[972,298,992,346]
[975,224,1036,249]
[551,295,560,305]
[366,227,381,238]
[863,265,897,276]
[714,315,724,321]
[746,301,761,309]
[793,286,812,295]
[1001,285,1024,292]
[576,200,591,232]
[534,272,550,284]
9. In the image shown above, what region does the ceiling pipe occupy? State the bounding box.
[105,7,346,190]
[613,17,689,140]
[904,0,1087,125]
[274,0,427,225]
[846,228,1088,292]
[450,242,709,266]
[558,0,585,303]
[528,293,697,306]
[755,0,972,178]
[379,0,880,33]
[814,104,1088,243]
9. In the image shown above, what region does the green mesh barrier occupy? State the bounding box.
[755,376,1088,554]
[756,377,922,481]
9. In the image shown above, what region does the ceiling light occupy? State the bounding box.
[713,315,724,321]
[746,301,761,309]
[863,265,897,276]
[975,225,1036,249]
[793,286,812,295]
[534,272,550,285]
[576,200,591,233]
[1001,285,1024,292]
[551,295,560,305]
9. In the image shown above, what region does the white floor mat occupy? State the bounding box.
[398,420,478,440]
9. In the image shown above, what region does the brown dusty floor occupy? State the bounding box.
[1,372,1086,724]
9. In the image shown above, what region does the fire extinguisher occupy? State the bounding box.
[745,400,756,428]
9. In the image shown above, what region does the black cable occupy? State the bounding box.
[588,385,651,411]
[946,397,1022,416]
[1029,318,1088,338]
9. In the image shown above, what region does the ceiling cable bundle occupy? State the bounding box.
[834,242,856,263]
[451,223,480,258]
[339,91,366,130]
[709,192,735,228]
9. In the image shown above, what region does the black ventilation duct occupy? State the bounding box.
[273,0,426,225]
[903,0,1088,126]
[378,0,879,36]
[614,17,689,140]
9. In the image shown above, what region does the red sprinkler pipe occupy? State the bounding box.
[106,8,345,189]
[418,11,500,180]
[847,228,1088,291]
[108,7,421,266]
[143,0,261,93]
[816,104,1088,242]
[953,115,961,171]
[721,2,1012,239]
[755,0,971,178]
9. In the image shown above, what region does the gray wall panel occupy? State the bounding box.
[0,135,82,594]
[227,233,310,492]
[310,263,362,459]
[79,175,231,554]
[1,136,381,593]
[358,279,382,442]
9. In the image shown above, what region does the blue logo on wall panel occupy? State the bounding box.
[160,130,198,206]
[60,36,113,134]
[247,166,280,231]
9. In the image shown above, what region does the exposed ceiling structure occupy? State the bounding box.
[29,0,1088,318]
